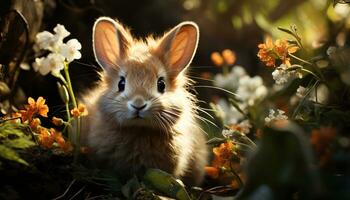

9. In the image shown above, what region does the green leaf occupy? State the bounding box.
[5,137,34,149]
[0,121,34,165]
[207,137,226,145]
[0,145,28,165]
[143,169,191,200]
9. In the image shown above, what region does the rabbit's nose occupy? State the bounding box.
[128,96,148,111]
[131,104,147,111]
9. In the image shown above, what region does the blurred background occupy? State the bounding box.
[2,0,350,199]
[1,0,347,117]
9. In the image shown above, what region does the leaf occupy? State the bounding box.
[207,137,226,145]
[0,121,34,165]
[142,169,191,200]
[5,137,34,149]
[0,145,28,165]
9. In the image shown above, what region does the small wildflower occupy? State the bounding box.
[272,64,302,85]
[212,141,235,169]
[20,97,49,122]
[71,104,88,117]
[214,66,247,91]
[30,118,41,131]
[236,76,268,106]
[211,52,224,66]
[33,24,81,75]
[59,39,82,62]
[38,127,54,149]
[20,63,30,71]
[52,117,64,126]
[257,37,275,67]
[50,128,73,153]
[33,53,65,76]
[35,31,57,51]
[53,24,70,40]
[296,86,307,98]
[222,49,236,65]
[257,37,299,67]
[265,109,288,125]
[213,99,244,125]
[71,107,80,117]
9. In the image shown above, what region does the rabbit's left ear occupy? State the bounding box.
[155,22,199,79]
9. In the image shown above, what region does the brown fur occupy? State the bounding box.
[81,17,208,185]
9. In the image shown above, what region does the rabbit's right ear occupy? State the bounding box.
[92,17,131,71]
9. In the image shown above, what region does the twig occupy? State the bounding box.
[69,186,85,200]
[52,179,76,200]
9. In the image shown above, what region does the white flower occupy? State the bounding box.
[59,39,82,62]
[35,31,58,51]
[272,64,302,85]
[296,86,307,98]
[33,53,65,76]
[221,120,251,138]
[238,119,252,134]
[236,76,268,106]
[222,129,234,138]
[214,66,246,91]
[33,24,82,75]
[265,109,288,125]
[214,99,244,125]
[53,24,70,40]
[20,63,30,70]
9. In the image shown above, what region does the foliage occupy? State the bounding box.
[0,120,34,166]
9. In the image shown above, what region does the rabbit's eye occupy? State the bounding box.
[118,76,125,92]
[157,77,165,93]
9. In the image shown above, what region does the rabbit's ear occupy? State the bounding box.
[92,17,131,71]
[155,22,199,80]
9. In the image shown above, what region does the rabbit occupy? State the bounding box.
[81,17,208,186]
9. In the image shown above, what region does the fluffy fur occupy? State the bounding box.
[81,17,208,185]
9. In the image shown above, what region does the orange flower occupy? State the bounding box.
[212,141,235,169]
[222,49,236,65]
[50,128,73,153]
[211,52,224,67]
[71,104,88,117]
[20,97,49,122]
[257,37,299,67]
[257,37,276,67]
[30,118,41,131]
[38,127,54,149]
[52,117,64,126]
[205,166,220,179]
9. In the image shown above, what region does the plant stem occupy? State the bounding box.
[63,62,80,161]
[288,53,312,65]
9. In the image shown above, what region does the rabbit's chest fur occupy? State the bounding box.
[82,101,199,179]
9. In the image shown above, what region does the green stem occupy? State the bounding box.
[65,103,72,141]
[223,65,229,75]
[300,68,321,81]
[63,62,80,161]
[288,53,312,65]
[289,53,325,81]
